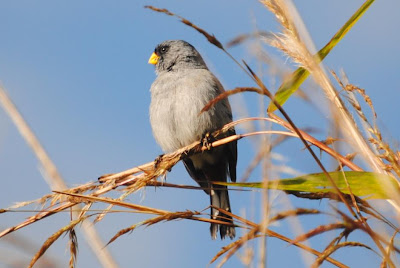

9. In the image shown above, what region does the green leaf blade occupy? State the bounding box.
[267,0,375,112]
[218,171,399,200]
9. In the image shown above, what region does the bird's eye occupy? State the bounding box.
[155,45,169,56]
[159,46,169,54]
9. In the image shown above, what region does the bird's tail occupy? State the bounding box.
[210,185,235,239]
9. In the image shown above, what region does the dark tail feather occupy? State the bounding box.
[210,185,235,240]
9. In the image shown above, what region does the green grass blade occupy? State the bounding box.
[219,171,399,200]
[268,0,375,112]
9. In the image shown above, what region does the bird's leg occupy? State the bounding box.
[154,154,172,173]
[154,154,164,167]
[202,132,216,151]
[97,173,115,183]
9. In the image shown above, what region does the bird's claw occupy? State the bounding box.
[154,154,172,172]
[154,154,164,168]
[202,132,215,151]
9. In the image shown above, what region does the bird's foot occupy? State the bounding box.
[97,173,115,183]
[154,154,164,168]
[154,154,172,172]
[202,132,216,151]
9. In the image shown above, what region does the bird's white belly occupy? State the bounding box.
[150,90,205,152]
[150,70,219,153]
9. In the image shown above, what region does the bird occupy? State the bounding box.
[148,40,237,239]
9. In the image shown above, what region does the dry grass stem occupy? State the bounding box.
[28,216,88,268]
[2,2,399,267]
[312,242,374,268]
[69,229,78,268]
[260,0,384,176]
[0,85,118,268]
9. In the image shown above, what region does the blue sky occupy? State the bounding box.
[0,1,399,267]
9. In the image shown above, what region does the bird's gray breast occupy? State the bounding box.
[149,69,225,153]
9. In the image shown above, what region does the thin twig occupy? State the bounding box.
[0,85,118,268]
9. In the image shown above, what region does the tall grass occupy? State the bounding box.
[1,1,399,267]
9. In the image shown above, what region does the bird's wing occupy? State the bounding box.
[214,77,237,183]
[227,127,237,182]
[182,158,210,194]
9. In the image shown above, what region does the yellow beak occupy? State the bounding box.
[148,52,160,65]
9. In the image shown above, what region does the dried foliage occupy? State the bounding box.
[69,229,78,268]
[28,217,88,268]
[1,1,400,268]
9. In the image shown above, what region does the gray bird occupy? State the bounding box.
[148,40,237,239]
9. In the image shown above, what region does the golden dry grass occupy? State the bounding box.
[1,1,400,267]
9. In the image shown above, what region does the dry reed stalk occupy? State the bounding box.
[257,1,398,264]
[0,116,359,266]
[260,0,384,174]
[0,112,370,267]
[2,2,397,267]
[0,85,118,268]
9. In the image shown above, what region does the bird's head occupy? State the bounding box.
[148,40,207,74]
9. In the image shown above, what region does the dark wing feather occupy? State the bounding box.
[182,158,210,194]
[214,80,237,183]
[227,127,237,182]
